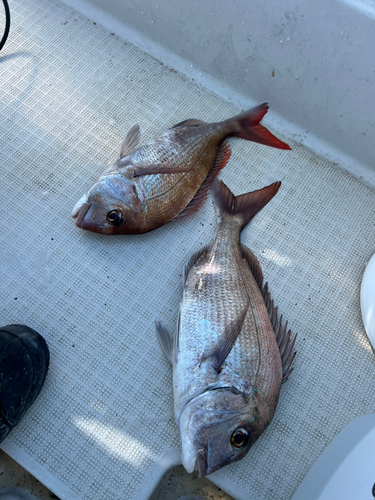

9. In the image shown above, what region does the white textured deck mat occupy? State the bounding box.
[1,1,375,499]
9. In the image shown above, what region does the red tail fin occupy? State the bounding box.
[228,102,291,150]
[212,179,281,230]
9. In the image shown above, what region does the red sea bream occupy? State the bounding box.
[72,103,290,235]
[156,180,296,476]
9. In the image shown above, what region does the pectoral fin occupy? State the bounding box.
[201,308,248,374]
[119,124,140,158]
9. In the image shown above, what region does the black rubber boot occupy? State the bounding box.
[0,324,50,443]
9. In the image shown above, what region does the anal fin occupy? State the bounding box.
[172,141,231,221]
[155,321,176,364]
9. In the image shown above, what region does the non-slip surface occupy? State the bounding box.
[0,450,57,499]
[1,1,375,499]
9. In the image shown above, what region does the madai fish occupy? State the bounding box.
[72,103,290,235]
[156,179,296,476]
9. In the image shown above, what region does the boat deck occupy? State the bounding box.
[1,0,375,499]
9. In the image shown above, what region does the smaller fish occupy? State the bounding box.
[156,179,296,476]
[72,103,290,235]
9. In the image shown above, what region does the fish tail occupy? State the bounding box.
[226,102,291,150]
[212,180,281,230]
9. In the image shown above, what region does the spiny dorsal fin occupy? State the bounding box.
[183,244,211,286]
[119,124,140,158]
[171,118,207,128]
[172,141,231,221]
[262,282,297,383]
[201,308,248,374]
[240,247,297,383]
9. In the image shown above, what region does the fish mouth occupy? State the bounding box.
[205,453,235,476]
[183,447,234,477]
[181,447,207,476]
[197,448,237,477]
[74,202,122,234]
[71,193,89,218]
[195,449,208,477]
[74,202,105,233]
[75,203,91,228]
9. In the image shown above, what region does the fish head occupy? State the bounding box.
[179,387,273,476]
[72,175,141,235]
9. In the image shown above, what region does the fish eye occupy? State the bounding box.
[230,428,249,449]
[107,210,123,225]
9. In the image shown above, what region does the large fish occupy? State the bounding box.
[156,180,296,476]
[72,103,290,234]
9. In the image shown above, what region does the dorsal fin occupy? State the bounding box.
[172,141,231,221]
[119,124,140,158]
[183,244,211,286]
[171,118,207,128]
[241,244,296,383]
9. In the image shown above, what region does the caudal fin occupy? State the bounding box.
[212,179,281,230]
[228,102,291,150]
